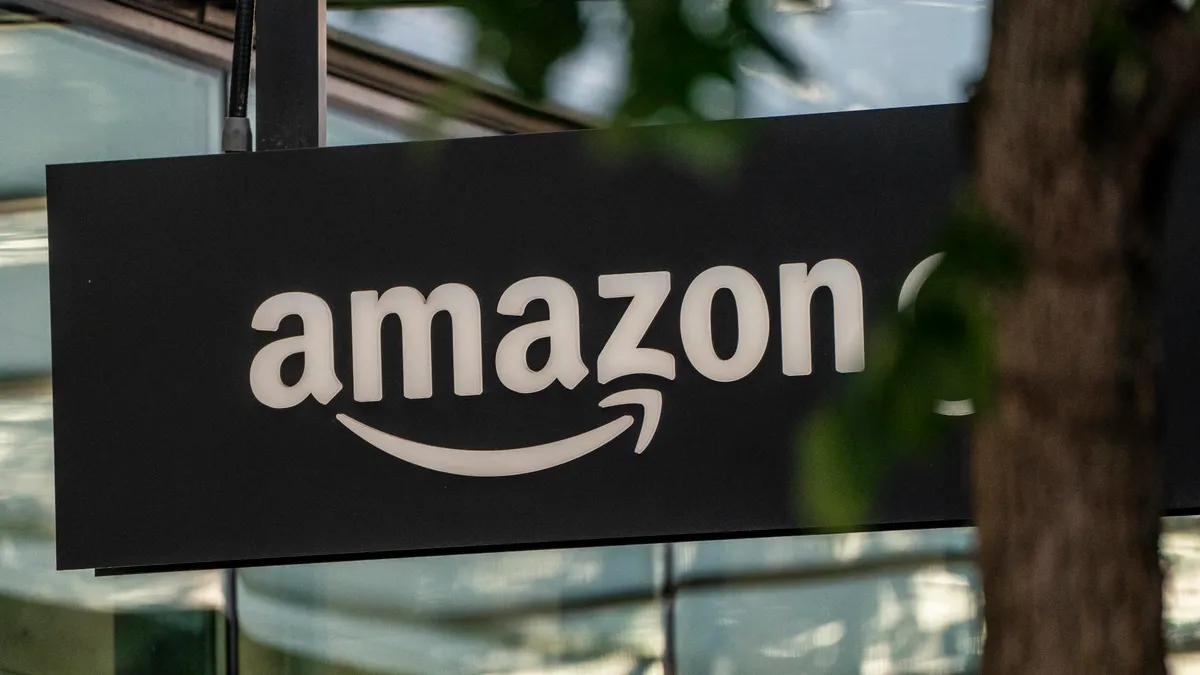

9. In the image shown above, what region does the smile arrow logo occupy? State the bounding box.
[335,389,663,477]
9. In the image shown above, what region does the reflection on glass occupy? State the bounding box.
[675,532,981,674]
[745,0,988,117]
[328,109,414,147]
[236,519,1200,675]
[245,86,414,147]
[329,6,475,71]
[327,0,987,120]
[327,2,627,117]
[237,546,664,674]
[0,16,227,675]
[0,21,223,198]
[0,377,225,675]
[0,206,48,267]
[1166,518,1200,674]
[0,208,50,377]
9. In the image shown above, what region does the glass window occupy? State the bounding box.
[326,0,987,120]
[234,518,1200,674]
[328,109,414,147]
[246,86,415,147]
[1166,517,1200,672]
[0,17,227,675]
[237,546,664,673]
[745,0,988,117]
[0,22,223,199]
[673,532,981,674]
[327,3,627,117]
[0,369,226,675]
[328,6,475,72]
[0,207,50,377]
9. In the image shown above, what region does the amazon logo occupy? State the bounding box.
[249,257,957,476]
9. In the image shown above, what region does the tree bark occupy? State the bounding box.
[970,0,1200,673]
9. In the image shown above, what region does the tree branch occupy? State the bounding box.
[1129,4,1200,168]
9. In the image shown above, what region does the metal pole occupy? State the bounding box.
[221,0,255,153]
[228,5,326,674]
[223,568,240,675]
[255,0,327,150]
[661,544,678,675]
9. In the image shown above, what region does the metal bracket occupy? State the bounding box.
[255,0,326,150]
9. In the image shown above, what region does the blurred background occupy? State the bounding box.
[0,1,1196,673]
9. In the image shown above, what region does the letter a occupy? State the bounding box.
[250,292,342,409]
[495,277,589,394]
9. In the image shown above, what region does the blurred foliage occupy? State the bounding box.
[797,198,1027,527]
[463,0,586,103]
[337,0,803,121]
[339,0,808,174]
[617,0,803,122]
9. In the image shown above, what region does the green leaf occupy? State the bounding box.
[727,0,805,79]
[798,409,877,527]
[457,0,585,101]
[796,198,1025,524]
[337,0,809,127]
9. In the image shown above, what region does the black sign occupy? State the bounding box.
[47,104,1200,572]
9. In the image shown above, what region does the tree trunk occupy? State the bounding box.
[969,0,1200,673]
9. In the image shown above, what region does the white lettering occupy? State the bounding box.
[597,271,675,384]
[779,259,865,376]
[252,258,875,413]
[250,292,342,409]
[351,284,483,401]
[680,266,770,382]
[495,276,589,394]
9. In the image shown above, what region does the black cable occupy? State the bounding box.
[227,0,255,118]
[222,0,256,152]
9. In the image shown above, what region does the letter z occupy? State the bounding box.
[597,272,675,384]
